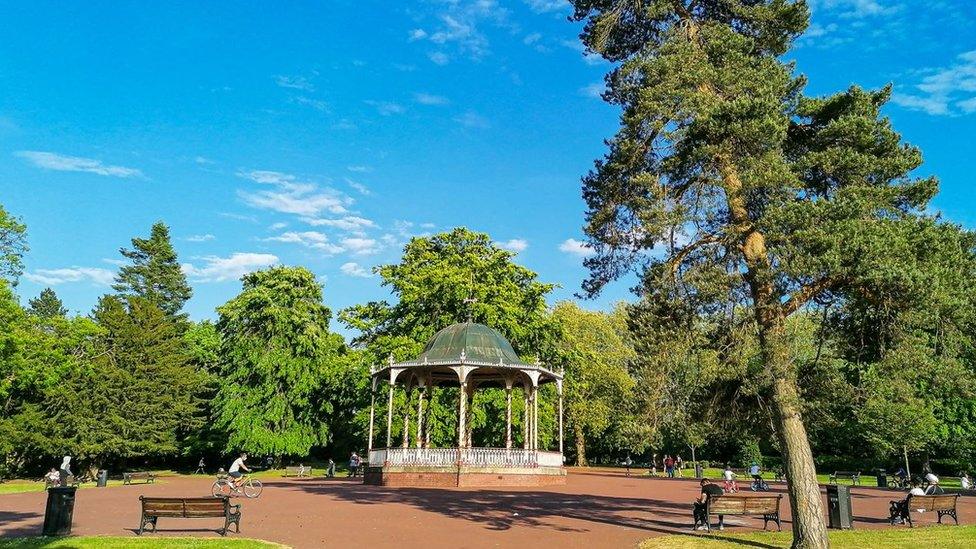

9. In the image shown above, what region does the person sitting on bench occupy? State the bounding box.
[694,479,725,530]
[890,479,926,524]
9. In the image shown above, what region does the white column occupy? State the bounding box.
[558,383,564,456]
[402,387,412,448]
[465,382,474,448]
[415,386,425,448]
[523,388,530,450]
[367,386,376,453]
[505,385,513,449]
[532,386,539,450]
[386,382,394,449]
[425,384,433,448]
[458,381,467,448]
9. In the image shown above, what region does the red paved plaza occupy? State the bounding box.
[2,468,973,548]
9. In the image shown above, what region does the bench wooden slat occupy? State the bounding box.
[704,494,782,532]
[889,493,961,527]
[139,496,241,536]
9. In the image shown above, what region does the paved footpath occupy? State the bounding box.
[2,469,974,548]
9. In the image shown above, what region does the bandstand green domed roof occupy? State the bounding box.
[417,321,526,365]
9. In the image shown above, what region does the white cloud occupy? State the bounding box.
[523,32,542,45]
[523,0,567,13]
[269,222,288,230]
[24,266,115,286]
[274,75,315,91]
[293,96,330,112]
[364,100,405,116]
[342,237,381,255]
[346,179,371,195]
[347,165,373,173]
[185,234,216,242]
[559,39,604,66]
[497,238,528,253]
[811,0,902,19]
[303,216,377,232]
[194,156,215,165]
[891,50,976,116]
[182,253,279,282]
[238,170,352,217]
[414,92,450,105]
[409,28,428,41]
[580,82,605,99]
[454,111,490,129]
[340,262,372,278]
[16,151,142,178]
[264,231,345,254]
[428,52,450,65]
[559,238,595,258]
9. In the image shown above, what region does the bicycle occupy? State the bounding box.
[750,476,770,492]
[212,474,263,498]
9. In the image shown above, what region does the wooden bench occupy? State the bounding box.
[282,465,310,478]
[138,496,241,535]
[829,471,861,485]
[45,475,80,489]
[123,471,157,485]
[704,493,783,532]
[889,493,960,528]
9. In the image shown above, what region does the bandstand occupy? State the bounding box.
[364,321,566,487]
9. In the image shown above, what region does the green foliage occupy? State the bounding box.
[551,301,635,465]
[28,288,67,318]
[215,266,343,457]
[0,204,28,285]
[113,221,192,319]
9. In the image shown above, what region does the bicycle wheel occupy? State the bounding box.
[212,480,231,497]
[243,478,263,498]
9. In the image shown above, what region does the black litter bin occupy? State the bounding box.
[97,469,108,487]
[43,486,77,536]
[876,469,888,488]
[694,463,703,479]
[826,484,854,529]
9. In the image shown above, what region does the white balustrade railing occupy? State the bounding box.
[372,447,564,468]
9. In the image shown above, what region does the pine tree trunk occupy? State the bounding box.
[762,319,830,549]
[574,428,588,467]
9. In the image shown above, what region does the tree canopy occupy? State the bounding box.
[113,221,192,319]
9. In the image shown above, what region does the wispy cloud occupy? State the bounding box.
[409,29,428,41]
[453,111,490,129]
[891,50,976,116]
[410,1,513,63]
[347,165,373,173]
[580,82,605,99]
[274,75,315,91]
[364,100,405,116]
[292,96,330,112]
[414,92,450,105]
[342,237,381,255]
[16,151,142,178]
[340,262,372,278]
[346,179,371,195]
[303,216,377,233]
[811,0,902,19]
[559,40,604,66]
[185,234,216,242]
[24,266,115,286]
[264,231,344,254]
[497,238,528,253]
[428,52,450,65]
[182,253,279,282]
[559,238,595,258]
[238,170,352,217]
[523,0,568,14]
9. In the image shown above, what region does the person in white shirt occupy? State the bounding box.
[960,473,971,490]
[924,472,941,494]
[891,480,926,524]
[228,453,250,489]
[723,464,738,493]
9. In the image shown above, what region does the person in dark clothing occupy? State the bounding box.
[693,479,725,530]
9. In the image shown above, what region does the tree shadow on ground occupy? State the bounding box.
[269,479,788,547]
[0,510,44,538]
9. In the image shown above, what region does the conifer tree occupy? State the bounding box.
[28,288,67,318]
[113,221,192,318]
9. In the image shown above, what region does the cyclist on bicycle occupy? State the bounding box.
[228,452,250,489]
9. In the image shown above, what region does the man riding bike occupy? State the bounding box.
[228,452,251,489]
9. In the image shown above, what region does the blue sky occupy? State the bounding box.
[1,1,975,337]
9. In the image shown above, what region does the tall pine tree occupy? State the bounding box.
[28,288,67,318]
[113,221,192,318]
[569,2,947,546]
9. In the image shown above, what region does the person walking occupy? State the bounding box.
[664,455,675,478]
[348,452,361,477]
[195,457,206,475]
[624,455,633,477]
[675,455,683,478]
[327,458,336,478]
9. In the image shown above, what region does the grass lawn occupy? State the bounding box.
[640,525,976,548]
[0,480,132,496]
[0,537,283,548]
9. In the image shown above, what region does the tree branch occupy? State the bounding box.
[781,276,843,317]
